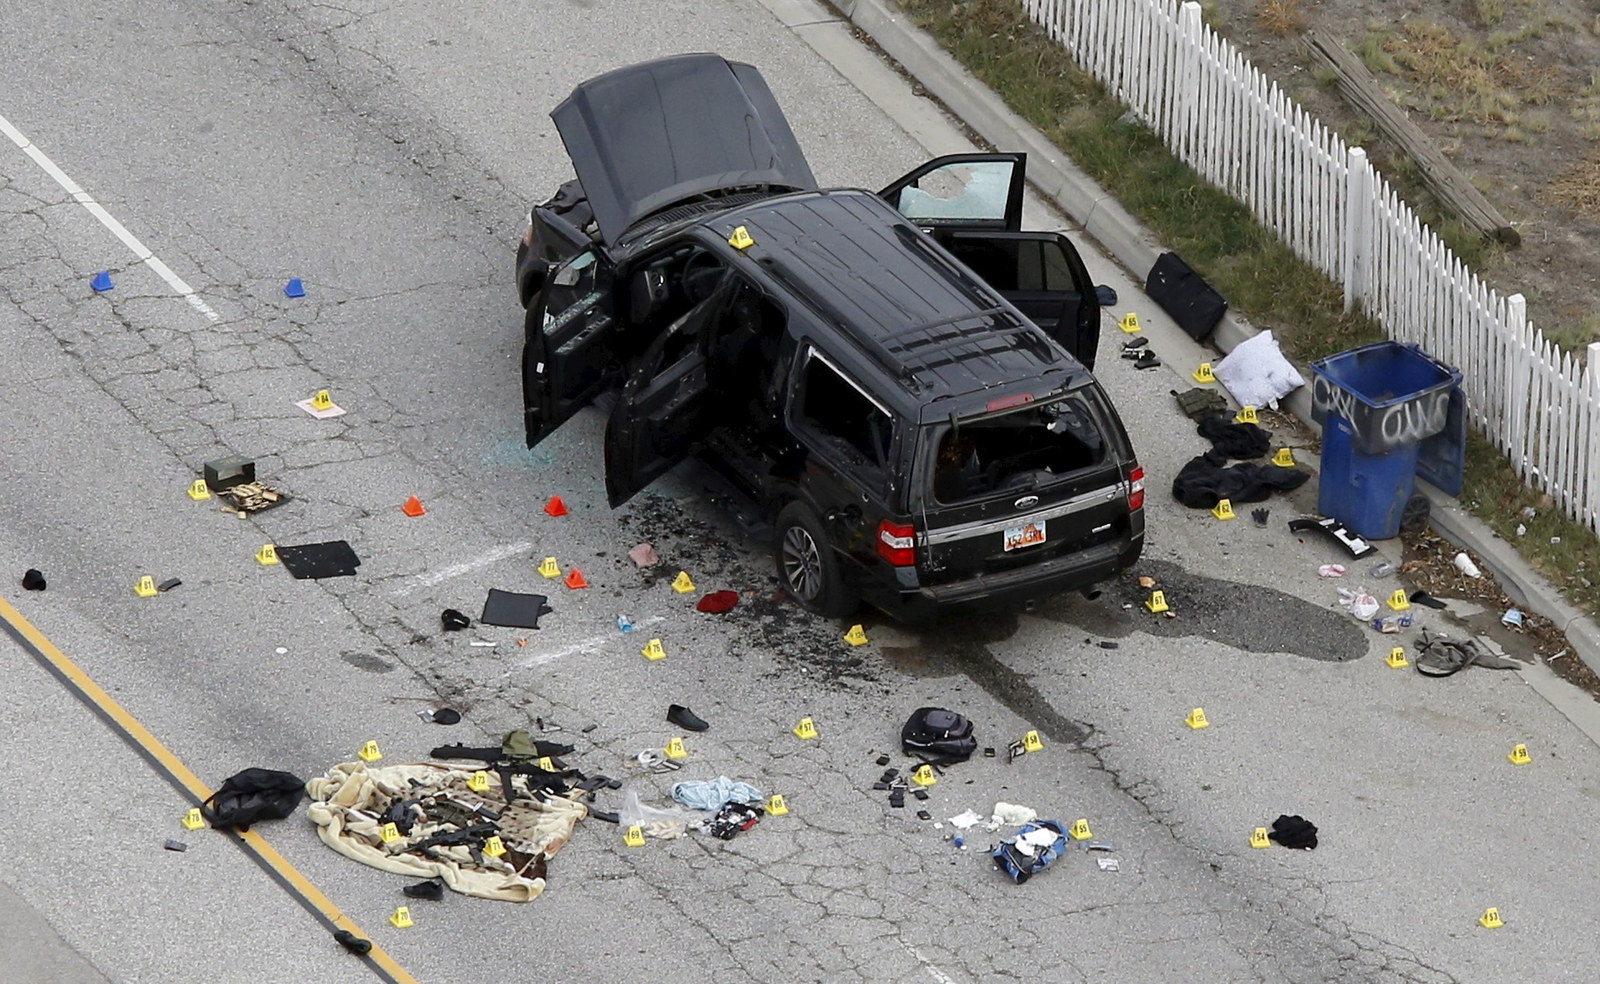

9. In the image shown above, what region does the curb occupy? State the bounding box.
[834,0,1600,677]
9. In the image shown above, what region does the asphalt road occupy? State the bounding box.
[2,1,1598,982]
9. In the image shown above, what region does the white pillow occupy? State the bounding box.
[1212,330,1306,409]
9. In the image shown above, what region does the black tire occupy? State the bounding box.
[774,502,852,617]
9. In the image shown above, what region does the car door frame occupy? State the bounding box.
[602,271,737,507]
[939,229,1102,370]
[878,152,1027,232]
[523,245,618,447]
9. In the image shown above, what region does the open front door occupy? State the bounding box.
[603,277,732,507]
[878,153,1026,231]
[523,247,617,446]
[940,231,1102,370]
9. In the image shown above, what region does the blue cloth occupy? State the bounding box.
[1095,284,1118,306]
[671,777,764,811]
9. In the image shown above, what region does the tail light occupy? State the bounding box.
[1127,465,1146,511]
[876,519,917,567]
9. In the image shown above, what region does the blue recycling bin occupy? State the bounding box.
[1310,341,1464,540]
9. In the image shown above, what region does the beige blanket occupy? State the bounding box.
[305,760,588,902]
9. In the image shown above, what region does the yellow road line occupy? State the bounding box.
[0,595,418,984]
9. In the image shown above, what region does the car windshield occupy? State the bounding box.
[931,394,1106,503]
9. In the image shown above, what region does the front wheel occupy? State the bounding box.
[774,503,852,617]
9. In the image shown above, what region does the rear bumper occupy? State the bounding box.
[869,535,1142,623]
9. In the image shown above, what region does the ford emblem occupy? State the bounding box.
[1014,495,1040,510]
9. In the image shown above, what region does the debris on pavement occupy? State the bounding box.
[163,839,188,852]
[1318,564,1346,578]
[1287,516,1377,559]
[992,802,1038,826]
[21,568,45,591]
[480,589,553,629]
[628,542,659,568]
[901,707,977,762]
[1173,386,1228,420]
[992,819,1071,884]
[441,609,471,632]
[707,802,764,840]
[1371,613,1414,634]
[1370,561,1397,578]
[403,879,445,901]
[276,541,361,580]
[419,708,462,726]
[305,760,586,902]
[202,768,306,832]
[1414,629,1522,677]
[1337,587,1380,621]
[667,704,709,731]
[1502,608,1526,629]
[1267,814,1318,849]
[1097,857,1120,871]
[671,777,763,811]
[695,589,739,614]
[1453,551,1483,578]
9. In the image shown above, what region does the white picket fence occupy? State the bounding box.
[1020,0,1600,531]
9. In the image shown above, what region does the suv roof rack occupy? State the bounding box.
[715,191,1076,398]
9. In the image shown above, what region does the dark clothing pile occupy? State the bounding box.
[1172,450,1310,508]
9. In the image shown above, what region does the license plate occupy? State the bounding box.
[1003,520,1046,551]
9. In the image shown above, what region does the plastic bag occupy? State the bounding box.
[620,788,701,827]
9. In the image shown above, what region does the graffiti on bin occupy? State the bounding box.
[1311,376,1450,452]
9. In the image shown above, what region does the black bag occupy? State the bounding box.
[202,768,306,831]
[900,707,977,763]
[1146,252,1227,342]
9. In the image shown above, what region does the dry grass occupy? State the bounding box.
[1366,21,1573,134]
[1545,157,1600,219]
[1254,0,1307,37]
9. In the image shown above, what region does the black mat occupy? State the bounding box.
[481,589,552,629]
[276,541,362,579]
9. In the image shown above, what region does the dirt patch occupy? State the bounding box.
[1209,0,1600,350]
[1400,526,1600,698]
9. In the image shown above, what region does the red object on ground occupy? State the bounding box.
[696,590,739,614]
[402,496,426,517]
[545,495,569,517]
[564,568,589,589]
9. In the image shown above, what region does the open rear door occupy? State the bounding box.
[879,153,1026,231]
[524,248,618,446]
[603,277,732,506]
[940,231,1101,370]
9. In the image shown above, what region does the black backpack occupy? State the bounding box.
[202,768,306,831]
[900,707,977,763]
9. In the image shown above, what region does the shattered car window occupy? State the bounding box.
[894,161,1013,222]
[932,395,1106,504]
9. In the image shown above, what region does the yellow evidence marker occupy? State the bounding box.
[1185,708,1210,730]
[358,740,383,763]
[641,638,667,661]
[665,737,688,760]
[1235,405,1258,424]
[623,826,646,847]
[1250,827,1271,849]
[1022,730,1044,753]
[134,576,159,598]
[1212,498,1236,521]
[538,556,561,578]
[1508,744,1532,765]
[390,906,413,928]
[1387,647,1409,669]
[1118,312,1141,334]
[1192,363,1215,383]
[792,717,819,740]
[182,808,206,830]
[1145,591,1170,613]
[911,764,938,787]
[843,624,869,646]
[256,544,279,565]
[765,794,789,816]
[671,570,696,593]
[1069,818,1093,840]
[1479,907,1504,929]
[468,771,491,792]
[187,479,211,500]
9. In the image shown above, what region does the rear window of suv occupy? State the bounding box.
[931,392,1107,504]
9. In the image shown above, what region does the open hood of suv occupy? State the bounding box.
[551,54,818,246]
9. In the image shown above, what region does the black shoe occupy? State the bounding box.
[403,879,445,901]
[667,704,709,731]
[333,929,372,955]
[21,568,45,591]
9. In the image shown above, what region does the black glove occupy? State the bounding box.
[1268,814,1318,849]
[1250,507,1270,527]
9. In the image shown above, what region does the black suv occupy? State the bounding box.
[516,54,1144,621]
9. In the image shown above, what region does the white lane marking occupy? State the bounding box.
[898,940,960,984]
[0,110,221,322]
[507,617,667,672]
[391,542,534,596]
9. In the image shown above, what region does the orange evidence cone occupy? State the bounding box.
[564,568,589,590]
[402,496,426,517]
[545,495,569,517]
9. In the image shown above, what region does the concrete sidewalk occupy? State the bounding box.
[774,0,1600,683]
